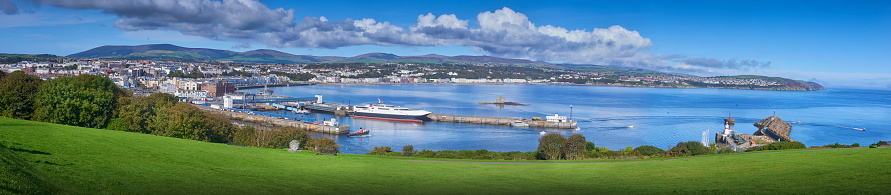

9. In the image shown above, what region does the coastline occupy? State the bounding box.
[308,82,821,91]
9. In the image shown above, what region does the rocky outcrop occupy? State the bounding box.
[753,116,793,142]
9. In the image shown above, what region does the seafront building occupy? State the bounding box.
[0,57,783,101]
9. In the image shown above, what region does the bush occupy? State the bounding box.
[819,142,859,148]
[254,127,310,149]
[367,146,394,155]
[537,133,567,160]
[34,74,129,128]
[232,126,259,146]
[402,145,415,157]
[717,147,736,154]
[118,93,178,134]
[634,145,665,156]
[585,142,596,152]
[313,137,339,154]
[668,141,714,157]
[0,71,43,120]
[147,103,236,143]
[746,141,807,152]
[563,134,587,160]
[105,118,129,131]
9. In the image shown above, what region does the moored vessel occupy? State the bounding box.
[351,99,431,123]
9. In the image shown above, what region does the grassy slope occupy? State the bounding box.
[1,117,889,194]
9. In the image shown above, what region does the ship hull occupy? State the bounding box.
[351,112,431,123]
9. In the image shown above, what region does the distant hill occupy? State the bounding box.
[68,44,553,66]
[64,44,824,91]
[715,75,826,91]
[67,44,341,64]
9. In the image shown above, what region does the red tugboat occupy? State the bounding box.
[347,128,370,137]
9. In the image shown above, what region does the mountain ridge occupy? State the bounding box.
[64,44,824,90]
[67,44,550,66]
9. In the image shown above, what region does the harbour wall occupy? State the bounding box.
[197,105,350,134]
[428,114,577,129]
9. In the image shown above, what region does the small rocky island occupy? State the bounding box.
[479,96,528,106]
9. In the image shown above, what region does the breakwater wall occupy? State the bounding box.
[428,114,577,129]
[234,83,311,90]
[198,106,349,134]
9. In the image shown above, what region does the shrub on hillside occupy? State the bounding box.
[248,127,311,149]
[314,137,339,154]
[0,71,43,120]
[818,142,859,148]
[668,141,714,157]
[118,93,178,134]
[537,133,566,160]
[105,118,129,131]
[585,142,597,152]
[563,134,587,160]
[367,146,393,155]
[634,145,665,156]
[745,141,806,152]
[148,103,235,143]
[402,145,415,157]
[716,147,736,154]
[34,74,129,128]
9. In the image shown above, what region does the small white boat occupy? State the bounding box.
[627,125,634,128]
[539,131,546,136]
[510,121,530,127]
[294,109,310,114]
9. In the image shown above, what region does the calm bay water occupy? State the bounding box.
[244,85,890,154]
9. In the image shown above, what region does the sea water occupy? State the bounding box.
[244,85,890,154]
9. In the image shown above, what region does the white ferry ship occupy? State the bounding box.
[351,99,431,123]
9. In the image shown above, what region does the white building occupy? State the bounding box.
[546,114,569,122]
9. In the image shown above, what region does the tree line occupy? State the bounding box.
[365,132,814,160]
[0,71,338,152]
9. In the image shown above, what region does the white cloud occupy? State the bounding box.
[14,0,781,75]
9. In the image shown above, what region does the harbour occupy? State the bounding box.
[198,105,350,134]
[224,84,887,154]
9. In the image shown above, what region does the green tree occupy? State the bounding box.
[34,74,128,128]
[402,145,415,157]
[585,142,597,152]
[634,145,666,156]
[0,71,43,120]
[537,133,567,160]
[563,134,587,160]
[118,93,178,134]
[232,126,258,146]
[368,146,393,155]
[314,137,339,154]
[105,118,129,131]
[668,141,714,157]
[148,103,235,143]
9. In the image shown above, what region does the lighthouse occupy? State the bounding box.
[723,122,731,135]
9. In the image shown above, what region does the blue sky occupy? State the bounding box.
[1,0,889,89]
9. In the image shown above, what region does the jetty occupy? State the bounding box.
[428,113,577,129]
[198,105,350,135]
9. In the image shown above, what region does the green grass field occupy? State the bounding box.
[1,117,889,194]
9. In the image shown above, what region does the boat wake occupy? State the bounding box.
[793,122,866,131]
